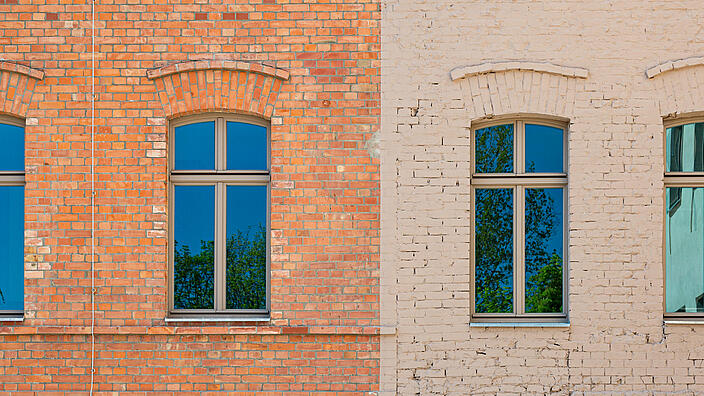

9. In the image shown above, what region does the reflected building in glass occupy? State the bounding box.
[665,122,704,313]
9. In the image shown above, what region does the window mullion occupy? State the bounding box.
[516,185,525,315]
[516,121,524,174]
[216,117,226,171]
[214,182,226,311]
[515,121,524,316]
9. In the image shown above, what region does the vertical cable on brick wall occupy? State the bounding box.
[89,0,96,394]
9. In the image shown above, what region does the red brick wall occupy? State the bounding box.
[0,0,380,392]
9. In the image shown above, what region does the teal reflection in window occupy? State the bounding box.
[475,188,513,313]
[525,124,563,173]
[666,123,704,172]
[666,187,704,313]
[475,124,513,173]
[525,188,563,313]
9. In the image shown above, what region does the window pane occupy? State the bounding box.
[525,188,563,314]
[173,185,215,309]
[227,122,267,170]
[174,121,215,170]
[226,185,267,310]
[525,124,563,173]
[666,187,704,313]
[0,186,23,311]
[666,123,704,172]
[475,124,513,173]
[475,188,513,313]
[0,123,23,171]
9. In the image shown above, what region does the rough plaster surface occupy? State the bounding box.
[381,1,704,394]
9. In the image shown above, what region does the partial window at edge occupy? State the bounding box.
[0,120,24,315]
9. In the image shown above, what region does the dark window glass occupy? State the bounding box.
[227,122,267,170]
[174,121,215,170]
[475,124,513,173]
[695,124,704,171]
[525,124,563,173]
[0,186,23,311]
[525,188,563,313]
[226,185,267,310]
[173,185,215,309]
[0,123,24,171]
[667,125,684,172]
[475,188,513,313]
[666,187,704,313]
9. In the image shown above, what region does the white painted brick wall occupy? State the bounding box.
[381,0,704,394]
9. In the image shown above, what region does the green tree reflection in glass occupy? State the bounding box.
[475,124,513,173]
[173,185,267,311]
[174,239,215,309]
[225,225,266,310]
[173,185,215,310]
[474,123,563,314]
[225,185,267,310]
[475,188,514,313]
[173,227,266,310]
[525,188,563,313]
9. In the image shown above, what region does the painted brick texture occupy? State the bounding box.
[381,0,704,395]
[0,0,380,393]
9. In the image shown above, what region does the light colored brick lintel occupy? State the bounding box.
[647,56,704,79]
[0,325,384,336]
[0,61,44,80]
[146,60,290,81]
[450,61,588,81]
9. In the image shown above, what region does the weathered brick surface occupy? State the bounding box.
[0,0,379,393]
[0,333,377,393]
[381,0,704,394]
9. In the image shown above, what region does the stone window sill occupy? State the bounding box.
[664,320,704,325]
[470,322,569,328]
[0,316,24,322]
[165,316,270,323]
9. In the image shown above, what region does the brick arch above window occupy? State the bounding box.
[450,61,588,120]
[646,56,704,117]
[0,61,44,117]
[147,60,290,119]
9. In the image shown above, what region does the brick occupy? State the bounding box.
[0,0,380,392]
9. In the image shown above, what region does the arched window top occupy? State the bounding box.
[170,114,269,173]
[471,115,568,176]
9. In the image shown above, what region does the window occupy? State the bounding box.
[471,117,567,322]
[664,119,704,318]
[169,115,269,318]
[0,117,24,318]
